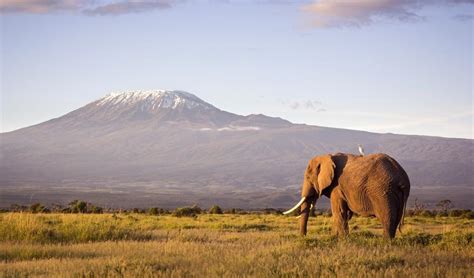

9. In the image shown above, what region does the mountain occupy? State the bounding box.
[1,90,473,209]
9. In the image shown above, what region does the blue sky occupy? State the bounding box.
[1,0,472,138]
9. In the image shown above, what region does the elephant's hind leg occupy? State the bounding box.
[330,188,350,237]
[375,198,400,239]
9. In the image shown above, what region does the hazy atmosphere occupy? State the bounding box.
[2,0,472,138]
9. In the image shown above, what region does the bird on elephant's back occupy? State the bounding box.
[284,153,410,239]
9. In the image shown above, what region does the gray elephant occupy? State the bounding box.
[284,153,410,238]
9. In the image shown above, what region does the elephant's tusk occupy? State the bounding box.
[295,203,313,219]
[283,197,306,215]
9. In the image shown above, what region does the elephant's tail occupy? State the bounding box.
[398,182,410,234]
[398,198,407,233]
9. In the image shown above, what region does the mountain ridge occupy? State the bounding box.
[1,90,472,208]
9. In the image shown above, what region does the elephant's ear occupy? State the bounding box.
[316,155,335,196]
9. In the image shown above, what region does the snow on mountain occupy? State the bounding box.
[43,89,248,128]
[40,90,292,129]
[96,90,215,111]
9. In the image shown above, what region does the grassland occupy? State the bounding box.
[0,212,473,277]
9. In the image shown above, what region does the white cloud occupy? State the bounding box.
[302,0,474,28]
[0,0,183,15]
[281,99,324,111]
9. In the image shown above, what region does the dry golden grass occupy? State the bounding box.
[0,213,473,277]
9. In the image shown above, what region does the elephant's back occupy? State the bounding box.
[336,153,410,216]
[341,153,410,191]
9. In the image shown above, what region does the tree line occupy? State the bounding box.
[3,199,473,219]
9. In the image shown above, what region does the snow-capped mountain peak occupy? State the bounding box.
[57,89,288,128]
[96,90,214,110]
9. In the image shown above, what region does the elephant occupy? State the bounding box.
[283,153,410,239]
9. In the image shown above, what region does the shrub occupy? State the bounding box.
[89,205,103,214]
[29,203,48,213]
[173,205,202,218]
[224,208,245,214]
[10,204,28,212]
[436,199,453,213]
[69,200,87,213]
[420,210,434,217]
[131,208,145,213]
[209,205,223,214]
[461,210,474,219]
[148,207,167,215]
[262,208,282,215]
[313,209,324,216]
[449,210,463,217]
[66,200,104,213]
[322,210,332,217]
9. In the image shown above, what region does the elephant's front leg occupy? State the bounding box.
[330,188,350,236]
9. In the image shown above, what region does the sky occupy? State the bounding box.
[1,0,472,139]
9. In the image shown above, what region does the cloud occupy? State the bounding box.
[302,0,474,28]
[0,0,182,15]
[0,0,85,13]
[282,99,324,111]
[84,0,178,15]
[303,99,322,110]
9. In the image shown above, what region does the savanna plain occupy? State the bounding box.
[1,211,473,277]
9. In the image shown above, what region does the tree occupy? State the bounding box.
[69,200,88,213]
[436,199,453,214]
[173,205,202,217]
[90,205,103,213]
[209,205,223,214]
[148,207,159,215]
[412,198,426,215]
[29,203,47,213]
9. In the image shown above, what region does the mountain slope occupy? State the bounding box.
[1,90,472,208]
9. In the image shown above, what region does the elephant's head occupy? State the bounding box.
[283,155,335,235]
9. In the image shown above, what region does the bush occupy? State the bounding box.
[29,203,48,213]
[313,209,324,216]
[131,208,145,213]
[173,205,202,218]
[148,207,167,215]
[10,204,28,212]
[67,200,103,214]
[449,210,463,217]
[420,210,434,217]
[89,205,103,214]
[69,200,87,213]
[209,205,223,214]
[322,210,332,217]
[461,210,474,219]
[224,208,245,214]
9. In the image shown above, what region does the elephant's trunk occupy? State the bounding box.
[299,196,316,236]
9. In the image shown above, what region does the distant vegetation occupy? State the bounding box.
[4,199,473,219]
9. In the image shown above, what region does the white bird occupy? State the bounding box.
[358,144,365,156]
